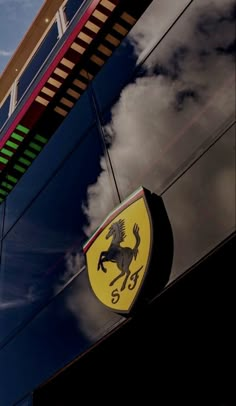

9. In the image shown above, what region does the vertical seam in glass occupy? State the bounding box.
[135,0,195,70]
[0,198,6,270]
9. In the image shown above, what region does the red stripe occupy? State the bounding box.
[0,0,101,150]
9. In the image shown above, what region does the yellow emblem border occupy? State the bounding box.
[83,186,153,314]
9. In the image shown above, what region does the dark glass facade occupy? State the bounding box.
[0,95,10,131]
[17,22,59,102]
[65,0,86,22]
[15,395,32,406]
[0,0,235,405]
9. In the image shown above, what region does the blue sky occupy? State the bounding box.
[0,0,44,74]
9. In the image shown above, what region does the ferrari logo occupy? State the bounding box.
[83,187,153,313]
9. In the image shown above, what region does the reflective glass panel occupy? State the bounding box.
[0,124,118,345]
[0,269,122,406]
[4,91,95,234]
[65,0,86,23]
[15,395,32,406]
[0,95,10,131]
[17,22,58,102]
[88,0,235,278]
[93,0,192,113]
[164,124,236,282]
[100,0,235,199]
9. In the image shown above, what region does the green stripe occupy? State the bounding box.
[1,148,14,157]
[0,189,8,196]
[34,134,47,144]
[16,124,29,134]
[6,174,18,184]
[18,157,31,166]
[11,132,24,142]
[1,182,13,191]
[0,156,8,164]
[6,140,18,149]
[24,149,36,159]
[13,164,26,173]
[29,142,42,152]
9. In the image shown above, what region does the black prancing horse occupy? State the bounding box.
[97,219,140,291]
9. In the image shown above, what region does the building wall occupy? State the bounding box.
[0,0,235,404]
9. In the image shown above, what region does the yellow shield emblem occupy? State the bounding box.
[83,187,153,313]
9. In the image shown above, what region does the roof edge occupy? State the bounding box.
[0,0,65,104]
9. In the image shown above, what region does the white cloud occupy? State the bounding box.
[0,296,36,310]
[0,284,38,310]
[0,50,12,57]
[83,168,119,236]
[81,0,235,271]
[62,0,235,336]
[65,269,123,341]
[129,0,191,64]
[130,0,235,64]
[53,250,123,341]
[0,299,27,310]
[54,251,85,294]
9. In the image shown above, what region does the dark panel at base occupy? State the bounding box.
[34,234,235,406]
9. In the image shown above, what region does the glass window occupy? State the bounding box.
[99,0,235,199]
[4,91,95,234]
[15,395,32,406]
[84,0,235,277]
[92,0,192,113]
[0,124,119,345]
[0,268,122,406]
[17,22,59,102]
[65,0,86,23]
[164,124,236,282]
[0,95,10,130]
[0,200,4,242]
